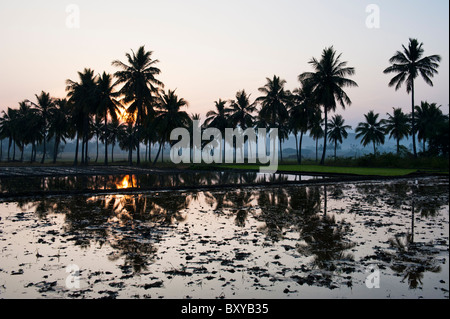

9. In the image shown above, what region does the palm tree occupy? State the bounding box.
[204,99,232,161]
[152,90,190,165]
[256,75,290,162]
[27,91,55,163]
[299,47,358,165]
[384,108,411,155]
[96,72,121,165]
[229,90,256,130]
[47,99,70,163]
[327,114,351,161]
[0,107,19,161]
[112,46,164,165]
[383,38,441,157]
[414,101,446,153]
[355,111,385,155]
[289,80,319,163]
[229,90,256,161]
[15,101,33,161]
[66,68,99,166]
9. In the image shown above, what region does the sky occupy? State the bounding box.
[0,0,448,128]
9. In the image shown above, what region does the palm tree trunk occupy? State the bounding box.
[104,113,108,166]
[41,133,46,164]
[145,142,148,163]
[20,142,24,162]
[299,132,304,165]
[7,137,11,161]
[334,141,337,161]
[279,137,283,163]
[294,133,299,163]
[85,133,89,165]
[397,138,400,155]
[315,138,318,163]
[74,133,79,166]
[136,108,141,165]
[320,107,328,165]
[81,135,85,165]
[95,135,99,163]
[373,141,376,155]
[148,142,152,162]
[111,143,115,163]
[153,141,163,166]
[411,81,417,158]
[53,137,59,164]
[31,142,35,163]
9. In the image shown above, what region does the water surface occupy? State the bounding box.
[0,176,448,299]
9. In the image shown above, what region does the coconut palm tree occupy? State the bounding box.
[0,107,19,161]
[327,114,351,161]
[289,79,320,163]
[152,89,190,165]
[229,90,256,161]
[96,72,121,165]
[299,47,358,165]
[355,111,386,155]
[384,108,411,155]
[27,91,55,163]
[229,90,256,130]
[66,68,99,166]
[47,99,70,163]
[414,101,446,153]
[204,99,232,161]
[383,38,441,157]
[112,46,164,165]
[256,75,290,162]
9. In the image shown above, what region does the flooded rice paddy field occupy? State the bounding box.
[0,176,448,299]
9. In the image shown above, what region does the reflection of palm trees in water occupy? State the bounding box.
[256,187,290,241]
[297,213,355,271]
[387,231,442,290]
[107,237,158,274]
[296,187,354,272]
[385,184,446,289]
[23,193,194,273]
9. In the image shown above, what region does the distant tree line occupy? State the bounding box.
[0,39,448,165]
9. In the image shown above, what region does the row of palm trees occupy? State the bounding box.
[0,38,446,165]
[328,101,448,160]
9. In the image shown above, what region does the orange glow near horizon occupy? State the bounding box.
[117,175,137,189]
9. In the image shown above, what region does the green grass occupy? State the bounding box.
[216,163,428,176]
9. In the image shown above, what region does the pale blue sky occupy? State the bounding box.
[0,0,448,127]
